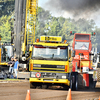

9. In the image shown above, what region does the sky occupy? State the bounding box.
[38,0,100,28]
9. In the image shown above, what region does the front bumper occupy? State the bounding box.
[30,72,70,86]
[30,78,70,86]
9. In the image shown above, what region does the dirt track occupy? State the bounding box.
[0,81,100,100]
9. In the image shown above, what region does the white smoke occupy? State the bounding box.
[40,0,100,27]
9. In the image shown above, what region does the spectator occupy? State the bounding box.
[14,57,19,79]
[8,57,15,74]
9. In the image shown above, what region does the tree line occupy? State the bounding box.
[0,0,100,51]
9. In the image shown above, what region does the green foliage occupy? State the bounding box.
[0,0,15,17]
[36,7,99,46]
[0,1,100,51]
[0,15,13,42]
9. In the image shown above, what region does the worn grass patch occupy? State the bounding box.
[0,78,20,81]
[0,78,29,83]
[4,78,20,81]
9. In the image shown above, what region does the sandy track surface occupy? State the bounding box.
[0,81,99,100]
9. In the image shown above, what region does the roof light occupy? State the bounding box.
[91,32,93,36]
[79,53,83,55]
[64,40,67,43]
[70,31,75,35]
[72,31,75,34]
[91,32,96,36]
[0,35,1,40]
[93,32,96,35]
[40,36,62,42]
[70,31,72,35]
[36,38,39,42]
[79,53,81,55]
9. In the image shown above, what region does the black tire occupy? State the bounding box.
[89,74,95,89]
[75,75,78,90]
[70,72,78,90]
[70,75,73,90]
[30,82,36,89]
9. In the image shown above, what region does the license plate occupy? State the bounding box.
[43,79,53,81]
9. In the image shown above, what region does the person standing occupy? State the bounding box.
[8,57,15,74]
[14,57,19,78]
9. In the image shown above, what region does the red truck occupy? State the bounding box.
[71,33,95,90]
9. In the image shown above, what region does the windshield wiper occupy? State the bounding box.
[33,56,45,60]
[52,57,67,61]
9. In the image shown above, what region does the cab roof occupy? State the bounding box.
[33,42,69,47]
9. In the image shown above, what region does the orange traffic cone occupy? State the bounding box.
[25,90,31,100]
[99,96,100,100]
[66,88,72,100]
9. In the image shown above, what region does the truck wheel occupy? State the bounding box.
[75,75,78,90]
[70,73,78,90]
[70,76,73,90]
[30,82,36,89]
[89,74,95,89]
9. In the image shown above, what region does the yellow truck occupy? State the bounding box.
[0,43,13,74]
[29,36,72,89]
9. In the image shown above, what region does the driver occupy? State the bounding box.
[80,44,87,49]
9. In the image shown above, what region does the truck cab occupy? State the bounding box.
[29,36,72,89]
[0,43,14,72]
[72,33,94,88]
[72,33,92,72]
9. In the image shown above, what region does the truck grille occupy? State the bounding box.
[33,64,65,72]
[41,65,57,68]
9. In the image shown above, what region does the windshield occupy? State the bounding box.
[75,34,89,40]
[5,46,13,58]
[75,42,89,50]
[32,46,68,60]
[2,46,13,62]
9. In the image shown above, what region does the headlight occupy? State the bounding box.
[62,76,66,79]
[57,65,65,68]
[33,64,41,67]
[31,72,35,77]
[83,67,89,72]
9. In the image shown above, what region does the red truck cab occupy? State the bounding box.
[72,33,92,87]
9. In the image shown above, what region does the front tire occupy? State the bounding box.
[70,72,78,90]
[75,75,78,90]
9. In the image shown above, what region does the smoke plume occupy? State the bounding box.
[45,0,100,18]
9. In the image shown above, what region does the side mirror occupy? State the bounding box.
[72,50,75,57]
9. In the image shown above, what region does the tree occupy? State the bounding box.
[0,2,100,49]
[0,15,13,42]
[0,0,15,17]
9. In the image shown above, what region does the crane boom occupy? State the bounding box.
[22,0,38,54]
[12,0,38,61]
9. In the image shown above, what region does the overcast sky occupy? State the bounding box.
[38,0,100,28]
